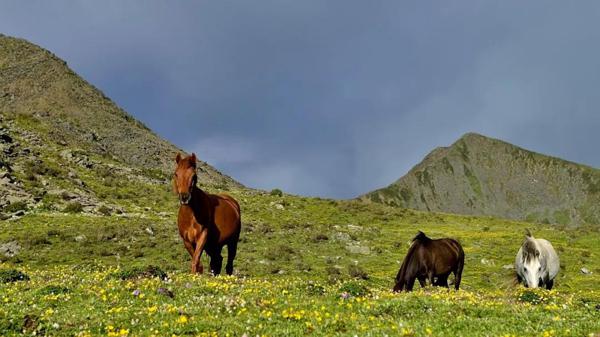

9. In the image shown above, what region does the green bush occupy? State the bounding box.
[98,205,112,216]
[0,269,30,283]
[39,194,60,211]
[339,281,369,297]
[64,202,83,213]
[2,201,28,213]
[265,245,295,261]
[270,188,283,197]
[306,282,326,296]
[518,290,542,304]
[348,264,369,280]
[312,234,329,242]
[24,159,61,178]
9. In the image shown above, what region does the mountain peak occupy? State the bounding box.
[458,132,487,140]
[0,34,239,184]
[362,134,600,226]
[453,132,505,147]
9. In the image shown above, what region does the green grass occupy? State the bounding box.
[1,192,600,336]
[2,266,598,337]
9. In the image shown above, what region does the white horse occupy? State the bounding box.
[515,230,560,289]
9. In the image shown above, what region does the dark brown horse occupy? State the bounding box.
[393,231,464,292]
[173,153,241,275]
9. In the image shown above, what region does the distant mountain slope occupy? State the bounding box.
[362,133,600,226]
[0,34,241,215]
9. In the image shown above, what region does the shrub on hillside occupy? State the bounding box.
[64,202,83,213]
[339,281,370,297]
[265,245,295,261]
[306,282,326,296]
[326,266,343,283]
[270,188,283,197]
[2,201,28,213]
[98,205,112,216]
[24,159,61,178]
[0,269,30,283]
[518,290,542,304]
[312,233,329,242]
[39,194,60,211]
[348,264,369,280]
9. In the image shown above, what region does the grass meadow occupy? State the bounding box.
[1,192,600,336]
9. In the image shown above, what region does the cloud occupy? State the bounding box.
[1,1,599,198]
[192,136,259,167]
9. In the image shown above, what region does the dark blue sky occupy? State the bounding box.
[1,1,599,198]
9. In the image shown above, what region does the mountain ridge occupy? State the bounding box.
[362,132,600,226]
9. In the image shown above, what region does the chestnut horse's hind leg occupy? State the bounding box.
[209,250,223,275]
[225,237,238,275]
[417,275,426,288]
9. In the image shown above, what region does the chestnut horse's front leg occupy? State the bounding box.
[192,229,208,274]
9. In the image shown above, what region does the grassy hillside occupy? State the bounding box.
[0,35,240,217]
[363,133,600,227]
[1,192,600,336]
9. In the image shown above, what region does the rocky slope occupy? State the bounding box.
[0,34,242,217]
[362,133,600,226]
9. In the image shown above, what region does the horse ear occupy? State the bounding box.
[525,229,532,238]
[190,153,197,167]
[175,152,182,163]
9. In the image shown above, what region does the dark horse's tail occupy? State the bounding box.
[452,239,465,290]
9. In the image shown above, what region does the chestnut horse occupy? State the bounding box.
[173,153,241,275]
[393,231,464,292]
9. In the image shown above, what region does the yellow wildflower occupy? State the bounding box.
[177,315,188,324]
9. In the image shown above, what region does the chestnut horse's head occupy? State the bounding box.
[174,152,198,205]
